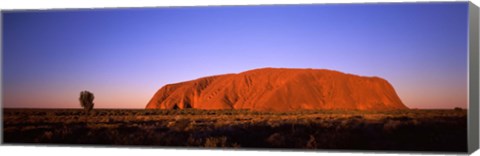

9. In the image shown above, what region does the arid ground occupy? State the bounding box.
[3,109,467,152]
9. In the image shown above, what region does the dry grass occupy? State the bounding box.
[3,109,467,152]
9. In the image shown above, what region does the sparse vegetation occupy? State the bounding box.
[454,107,463,111]
[2,109,467,152]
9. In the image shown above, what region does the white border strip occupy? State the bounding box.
[0,0,470,10]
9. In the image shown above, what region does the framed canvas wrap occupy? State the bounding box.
[1,1,479,155]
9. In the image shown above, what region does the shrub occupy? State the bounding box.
[454,107,463,111]
[204,136,228,147]
[79,90,95,112]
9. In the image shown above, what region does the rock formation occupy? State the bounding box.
[146,68,408,111]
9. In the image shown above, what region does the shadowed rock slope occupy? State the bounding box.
[146,68,408,111]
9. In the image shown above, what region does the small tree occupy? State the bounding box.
[79,90,95,112]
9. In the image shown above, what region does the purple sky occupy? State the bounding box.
[2,2,469,109]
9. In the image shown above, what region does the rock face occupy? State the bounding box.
[146,68,408,111]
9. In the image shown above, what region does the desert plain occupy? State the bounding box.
[3,108,467,152]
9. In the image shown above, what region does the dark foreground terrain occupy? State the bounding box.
[3,109,467,152]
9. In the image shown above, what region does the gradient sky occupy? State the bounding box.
[2,2,469,109]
